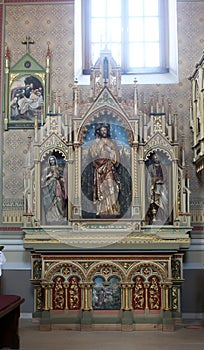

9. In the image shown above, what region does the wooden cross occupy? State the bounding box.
[22,36,34,53]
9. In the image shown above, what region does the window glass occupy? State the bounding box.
[106,0,121,17]
[91,0,106,17]
[145,43,160,66]
[108,43,121,65]
[128,0,143,16]
[144,0,158,16]
[91,18,106,43]
[107,19,121,42]
[145,18,159,42]
[85,0,168,74]
[129,43,144,67]
[129,18,144,42]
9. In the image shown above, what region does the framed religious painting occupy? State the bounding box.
[81,111,132,220]
[4,40,50,129]
[9,74,44,127]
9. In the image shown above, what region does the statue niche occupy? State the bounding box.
[145,151,172,225]
[81,120,132,219]
[41,151,68,225]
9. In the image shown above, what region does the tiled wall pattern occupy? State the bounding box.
[1,1,204,222]
[5,3,74,102]
[177,1,204,211]
[2,2,74,221]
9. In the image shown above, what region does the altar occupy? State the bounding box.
[20,48,191,331]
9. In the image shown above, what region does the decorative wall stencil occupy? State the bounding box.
[2,129,32,222]
[5,3,74,107]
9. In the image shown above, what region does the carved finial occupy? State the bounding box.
[150,95,154,113]
[133,77,138,117]
[181,134,185,167]
[161,95,165,113]
[168,99,172,112]
[22,36,34,54]
[46,43,51,58]
[143,100,147,115]
[5,45,10,60]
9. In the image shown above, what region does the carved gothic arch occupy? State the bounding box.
[143,133,175,162]
[44,261,86,282]
[87,261,126,282]
[127,261,168,283]
[39,133,69,161]
[72,101,134,220]
[78,107,133,144]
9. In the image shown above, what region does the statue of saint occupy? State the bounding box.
[41,155,67,224]
[147,153,168,224]
[90,124,120,217]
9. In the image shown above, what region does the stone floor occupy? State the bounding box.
[18,318,204,350]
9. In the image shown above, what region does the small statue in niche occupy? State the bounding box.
[41,155,67,224]
[90,123,120,218]
[146,152,168,224]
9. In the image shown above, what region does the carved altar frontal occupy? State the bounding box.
[31,252,184,331]
[20,48,191,330]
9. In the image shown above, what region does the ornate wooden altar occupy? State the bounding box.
[23,48,191,331]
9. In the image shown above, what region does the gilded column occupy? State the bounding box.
[67,112,74,221]
[131,141,139,217]
[122,284,132,311]
[34,155,41,222]
[64,283,69,310]
[74,143,79,200]
[45,44,51,116]
[49,285,53,310]
[121,284,126,310]
[82,284,92,311]
[4,46,10,130]
[73,142,81,218]
[47,284,53,310]
[172,159,179,222]
[42,284,49,311]
[144,283,149,310]
[34,284,43,312]
[171,286,179,311]
[161,284,165,310]
[78,145,82,213]
[164,285,170,311]
[2,46,10,130]
[139,150,145,220]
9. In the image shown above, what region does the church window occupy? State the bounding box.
[82,0,169,75]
